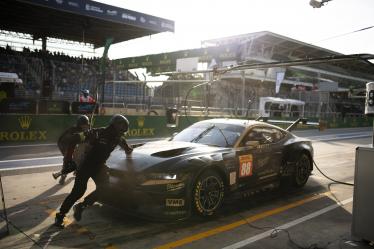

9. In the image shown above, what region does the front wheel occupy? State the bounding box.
[292,154,311,188]
[192,170,224,216]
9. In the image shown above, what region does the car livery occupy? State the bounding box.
[100,118,314,220]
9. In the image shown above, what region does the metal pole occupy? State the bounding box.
[101,67,105,105]
[112,81,115,109]
[241,70,246,114]
[0,174,9,236]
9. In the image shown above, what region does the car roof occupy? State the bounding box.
[196,118,284,130]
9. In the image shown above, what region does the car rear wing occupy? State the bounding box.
[255,116,320,131]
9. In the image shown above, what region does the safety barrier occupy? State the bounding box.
[0,113,372,145]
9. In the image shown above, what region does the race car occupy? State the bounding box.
[101,118,314,220]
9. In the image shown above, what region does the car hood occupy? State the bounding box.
[106,140,227,172]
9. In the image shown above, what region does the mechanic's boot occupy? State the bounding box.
[52,172,62,180]
[58,174,67,185]
[54,213,65,228]
[73,203,85,222]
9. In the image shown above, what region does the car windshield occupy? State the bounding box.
[171,122,245,147]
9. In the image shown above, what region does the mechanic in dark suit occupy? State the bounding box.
[54,114,133,228]
[52,115,90,184]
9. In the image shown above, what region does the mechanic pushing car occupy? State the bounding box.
[52,115,90,184]
[54,114,133,228]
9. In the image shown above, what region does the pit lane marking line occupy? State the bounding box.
[0,143,56,149]
[0,156,62,163]
[45,209,94,237]
[154,191,332,249]
[307,133,371,141]
[45,209,73,227]
[105,244,119,249]
[0,137,167,149]
[222,197,353,249]
[0,163,61,171]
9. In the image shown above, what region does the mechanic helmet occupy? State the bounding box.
[81,89,89,97]
[109,114,129,134]
[76,115,90,130]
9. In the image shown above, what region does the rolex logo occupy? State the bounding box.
[18,116,32,130]
[137,116,145,128]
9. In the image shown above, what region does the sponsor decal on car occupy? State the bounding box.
[163,210,187,216]
[166,182,185,191]
[239,154,253,178]
[166,198,185,207]
[229,171,236,185]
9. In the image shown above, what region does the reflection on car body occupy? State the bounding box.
[100,118,314,220]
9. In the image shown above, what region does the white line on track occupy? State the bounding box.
[0,156,62,163]
[307,133,371,141]
[0,137,167,150]
[0,143,56,149]
[0,163,61,171]
[221,197,353,249]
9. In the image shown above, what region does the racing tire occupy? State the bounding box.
[192,170,224,216]
[292,153,311,188]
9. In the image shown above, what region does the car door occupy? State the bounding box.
[235,125,284,190]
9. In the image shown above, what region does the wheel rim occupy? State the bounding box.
[197,175,222,212]
[295,156,310,185]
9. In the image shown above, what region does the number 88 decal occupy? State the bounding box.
[239,155,253,177]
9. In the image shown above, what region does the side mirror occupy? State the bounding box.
[245,140,260,147]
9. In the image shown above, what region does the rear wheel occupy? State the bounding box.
[192,170,224,216]
[292,154,311,187]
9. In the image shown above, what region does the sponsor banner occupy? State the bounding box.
[0,115,176,144]
[71,102,98,114]
[0,114,371,144]
[275,71,285,94]
[0,98,36,114]
[28,0,174,32]
[38,100,70,114]
[114,45,239,70]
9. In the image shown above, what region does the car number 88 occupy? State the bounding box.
[240,162,252,177]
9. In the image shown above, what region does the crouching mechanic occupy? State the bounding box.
[53,115,90,184]
[54,114,133,228]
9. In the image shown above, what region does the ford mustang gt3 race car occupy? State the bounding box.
[101,118,314,220]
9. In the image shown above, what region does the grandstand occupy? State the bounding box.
[0,0,174,114]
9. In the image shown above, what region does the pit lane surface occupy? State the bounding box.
[0,138,166,173]
[0,128,373,249]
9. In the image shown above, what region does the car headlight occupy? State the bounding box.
[140,173,185,186]
[149,173,177,180]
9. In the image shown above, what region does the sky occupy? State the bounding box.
[95,0,374,61]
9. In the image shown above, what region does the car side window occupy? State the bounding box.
[242,126,285,146]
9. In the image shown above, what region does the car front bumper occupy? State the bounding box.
[98,175,192,221]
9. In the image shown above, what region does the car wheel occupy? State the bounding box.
[293,154,311,187]
[192,170,224,216]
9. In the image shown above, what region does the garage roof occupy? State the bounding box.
[0,0,174,48]
[203,31,374,84]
